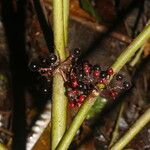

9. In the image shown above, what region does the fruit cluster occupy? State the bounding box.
[65,49,112,108]
[29,53,58,94]
[29,48,131,108]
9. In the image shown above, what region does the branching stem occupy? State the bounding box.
[56,22,150,150]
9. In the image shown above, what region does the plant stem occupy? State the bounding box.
[53,0,66,61]
[109,102,125,147]
[51,0,69,149]
[112,22,150,73]
[110,108,150,150]
[63,0,69,45]
[0,143,7,150]
[56,90,100,150]
[56,22,150,150]
[52,74,67,150]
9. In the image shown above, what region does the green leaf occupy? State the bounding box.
[80,0,101,22]
[86,97,107,119]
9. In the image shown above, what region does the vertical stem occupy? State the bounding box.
[110,108,150,150]
[0,143,7,150]
[51,0,69,149]
[53,0,66,60]
[52,74,67,150]
[63,0,69,45]
[109,102,125,147]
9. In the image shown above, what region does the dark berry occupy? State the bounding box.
[69,102,75,108]
[99,78,107,84]
[78,83,87,91]
[42,87,49,94]
[116,74,123,81]
[93,64,101,71]
[107,68,113,75]
[29,61,40,72]
[83,64,91,74]
[93,70,100,77]
[123,81,130,90]
[72,89,78,95]
[78,72,84,80]
[78,95,86,103]
[72,80,78,88]
[100,71,107,78]
[49,53,57,63]
[110,90,118,98]
[40,57,52,67]
[73,48,81,57]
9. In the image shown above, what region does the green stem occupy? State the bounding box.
[53,0,66,61]
[0,143,7,150]
[51,0,69,149]
[110,108,150,150]
[56,90,100,150]
[112,22,150,73]
[63,0,69,45]
[109,102,125,147]
[56,22,150,150]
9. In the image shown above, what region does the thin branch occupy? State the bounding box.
[110,108,150,150]
[109,102,125,147]
[0,143,7,150]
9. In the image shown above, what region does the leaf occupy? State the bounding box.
[86,97,107,119]
[80,0,101,22]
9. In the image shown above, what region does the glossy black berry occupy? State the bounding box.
[78,72,85,80]
[49,53,57,63]
[123,81,130,90]
[40,57,50,68]
[93,64,101,71]
[116,74,123,81]
[29,61,40,72]
[73,48,81,57]
[78,83,87,91]
[100,71,107,78]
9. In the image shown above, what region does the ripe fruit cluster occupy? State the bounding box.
[29,48,131,108]
[29,53,58,94]
[65,53,114,108]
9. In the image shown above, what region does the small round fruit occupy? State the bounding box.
[93,64,101,71]
[93,70,100,77]
[116,74,123,81]
[71,80,78,88]
[100,71,107,78]
[69,102,75,108]
[110,90,118,98]
[29,61,40,72]
[107,68,113,75]
[73,48,81,57]
[78,95,86,103]
[49,53,57,63]
[123,81,130,90]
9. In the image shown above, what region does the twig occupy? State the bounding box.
[0,128,13,136]
[129,45,144,67]
[109,102,125,147]
[0,143,7,150]
[110,108,150,150]
[56,22,150,150]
